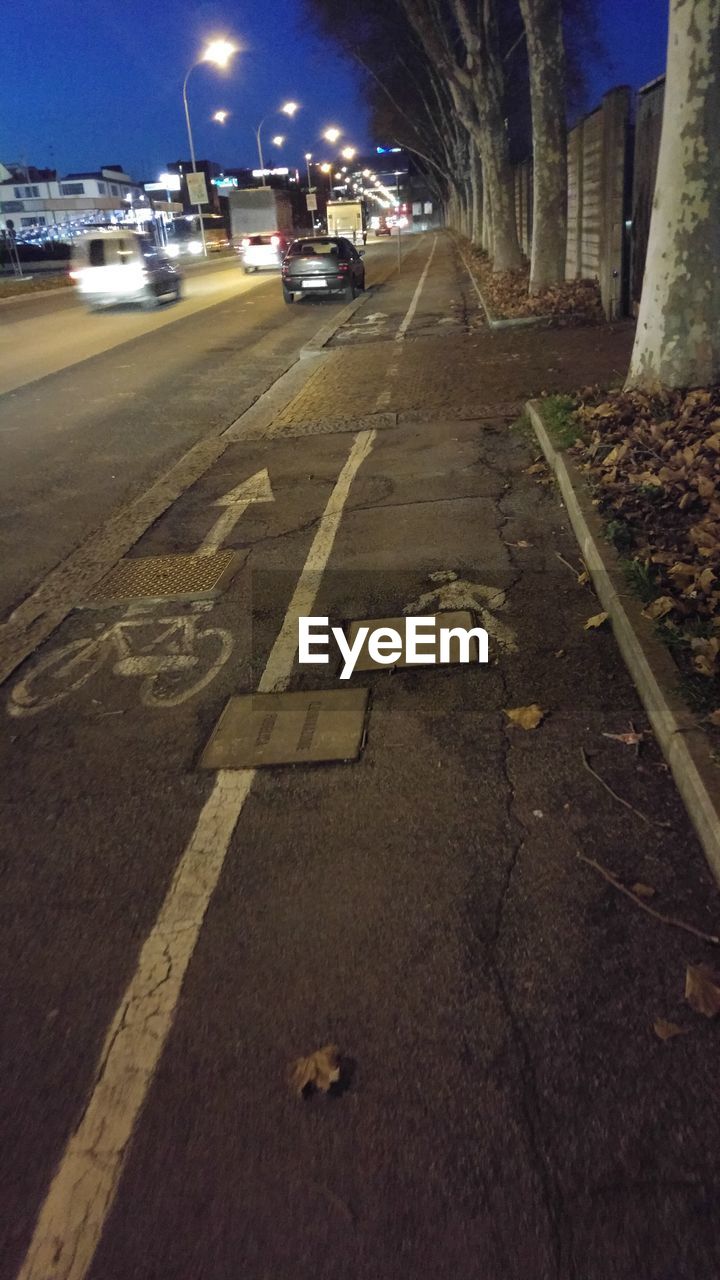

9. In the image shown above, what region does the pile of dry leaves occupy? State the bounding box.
[570,386,720,713]
[467,247,603,323]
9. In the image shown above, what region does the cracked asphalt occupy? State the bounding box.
[2,233,720,1280]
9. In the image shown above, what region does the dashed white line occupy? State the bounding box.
[16,427,377,1280]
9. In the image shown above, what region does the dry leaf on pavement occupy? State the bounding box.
[653,1018,689,1042]
[526,461,547,476]
[708,709,720,727]
[289,1044,341,1096]
[685,964,720,1018]
[584,612,609,630]
[630,882,656,898]
[504,704,546,730]
[602,730,645,747]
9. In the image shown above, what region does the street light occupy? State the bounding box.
[323,127,341,144]
[271,135,285,147]
[212,109,229,124]
[319,162,331,174]
[304,151,312,187]
[182,37,238,255]
[256,101,299,186]
[341,146,356,161]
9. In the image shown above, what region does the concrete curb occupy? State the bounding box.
[299,243,425,357]
[0,282,72,307]
[455,242,554,331]
[526,398,720,883]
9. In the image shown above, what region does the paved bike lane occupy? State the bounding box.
[5,234,720,1280]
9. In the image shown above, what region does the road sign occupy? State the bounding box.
[186,172,209,206]
[306,193,318,211]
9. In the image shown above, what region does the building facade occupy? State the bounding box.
[0,164,145,234]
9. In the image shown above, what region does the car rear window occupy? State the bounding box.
[88,240,106,267]
[289,240,339,256]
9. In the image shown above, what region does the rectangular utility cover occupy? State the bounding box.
[346,610,479,671]
[81,550,240,608]
[200,688,370,769]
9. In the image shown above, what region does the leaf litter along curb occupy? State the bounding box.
[685,964,720,1016]
[567,385,720,716]
[576,854,720,946]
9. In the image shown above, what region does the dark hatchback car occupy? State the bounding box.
[282,235,365,303]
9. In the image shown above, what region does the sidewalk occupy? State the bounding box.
[4,233,720,1280]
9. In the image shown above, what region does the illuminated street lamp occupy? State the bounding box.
[319,162,331,174]
[341,146,356,161]
[182,37,238,255]
[323,127,341,144]
[304,151,312,186]
[256,101,299,186]
[271,135,285,147]
[212,109,229,124]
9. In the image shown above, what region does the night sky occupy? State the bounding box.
[2,0,670,182]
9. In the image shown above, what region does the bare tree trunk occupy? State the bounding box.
[482,166,493,255]
[627,0,720,390]
[469,142,483,245]
[518,0,567,292]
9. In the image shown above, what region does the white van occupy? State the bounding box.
[70,230,182,311]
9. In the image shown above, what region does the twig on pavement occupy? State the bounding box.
[580,747,670,827]
[577,852,720,946]
[555,551,581,578]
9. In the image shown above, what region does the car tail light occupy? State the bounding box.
[270,235,280,247]
[338,262,350,273]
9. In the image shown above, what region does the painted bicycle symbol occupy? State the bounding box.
[8,605,233,717]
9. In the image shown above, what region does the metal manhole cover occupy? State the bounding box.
[345,611,481,672]
[81,550,240,608]
[200,687,370,769]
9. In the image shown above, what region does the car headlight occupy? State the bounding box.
[165,243,180,258]
[188,240,202,255]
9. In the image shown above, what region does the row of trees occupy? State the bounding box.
[307,0,719,392]
[306,0,593,294]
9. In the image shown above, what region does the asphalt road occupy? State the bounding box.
[2,233,720,1280]
[0,241,402,620]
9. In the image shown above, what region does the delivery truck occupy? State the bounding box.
[325,199,365,245]
[227,188,295,244]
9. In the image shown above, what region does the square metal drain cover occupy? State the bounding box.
[346,610,479,671]
[200,687,370,769]
[81,550,240,608]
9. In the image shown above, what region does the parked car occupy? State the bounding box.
[281,236,365,303]
[70,230,181,311]
[239,233,288,273]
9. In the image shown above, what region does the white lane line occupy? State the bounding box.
[16,427,377,1280]
[394,235,438,342]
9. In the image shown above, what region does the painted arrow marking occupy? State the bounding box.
[198,468,274,554]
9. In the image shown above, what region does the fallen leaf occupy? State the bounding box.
[504,704,546,730]
[577,569,590,586]
[653,1018,688,1042]
[504,539,531,548]
[526,461,547,476]
[289,1044,341,1096]
[642,596,675,621]
[630,882,656,898]
[554,648,566,658]
[584,612,609,630]
[685,965,720,1018]
[602,730,645,747]
[708,709,720,727]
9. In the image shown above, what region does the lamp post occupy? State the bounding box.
[256,101,298,186]
[182,38,237,256]
[304,152,312,187]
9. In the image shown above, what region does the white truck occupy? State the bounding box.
[227,188,295,245]
[326,199,365,245]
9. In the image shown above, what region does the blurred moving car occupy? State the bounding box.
[239,233,288,273]
[281,236,365,303]
[70,230,182,311]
